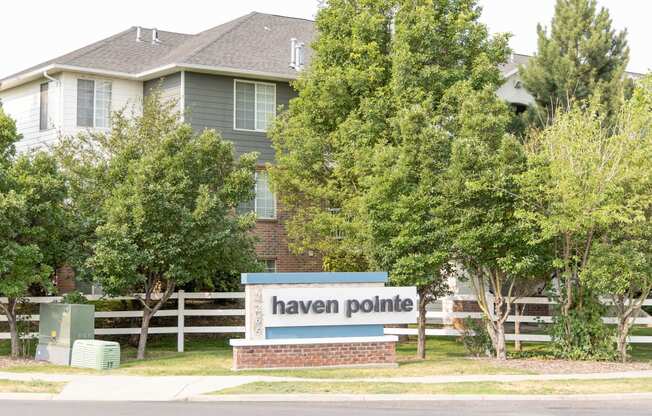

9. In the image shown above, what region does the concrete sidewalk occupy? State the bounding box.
[3,370,652,401]
[0,373,275,401]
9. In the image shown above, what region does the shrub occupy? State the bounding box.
[60,292,89,305]
[548,292,618,361]
[458,318,494,358]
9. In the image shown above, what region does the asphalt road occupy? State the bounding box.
[4,400,652,416]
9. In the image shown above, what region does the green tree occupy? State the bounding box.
[580,78,652,362]
[272,0,513,359]
[57,93,259,359]
[0,109,64,358]
[518,98,647,359]
[519,0,630,124]
[441,82,549,360]
[269,0,395,271]
[363,0,511,359]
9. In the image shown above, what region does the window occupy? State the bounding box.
[77,79,112,128]
[39,82,49,131]
[263,259,277,273]
[234,80,276,131]
[237,171,277,219]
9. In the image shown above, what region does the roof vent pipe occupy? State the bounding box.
[152,28,160,44]
[136,26,142,42]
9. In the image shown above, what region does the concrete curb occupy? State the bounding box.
[188,392,652,402]
[0,392,57,401]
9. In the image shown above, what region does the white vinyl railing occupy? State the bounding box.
[3,292,652,349]
[384,294,652,344]
[0,290,245,352]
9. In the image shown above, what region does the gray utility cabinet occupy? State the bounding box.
[35,303,95,365]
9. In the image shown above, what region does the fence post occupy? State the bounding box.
[177,290,185,353]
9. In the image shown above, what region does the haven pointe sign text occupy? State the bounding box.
[264,287,417,327]
[230,272,415,370]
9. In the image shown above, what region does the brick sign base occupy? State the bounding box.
[231,339,397,370]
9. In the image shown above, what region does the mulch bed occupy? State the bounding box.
[491,358,652,374]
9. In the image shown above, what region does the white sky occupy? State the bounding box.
[1,0,649,79]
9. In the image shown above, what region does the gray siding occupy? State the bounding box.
[184,72,293,163]
[143,73,181,112]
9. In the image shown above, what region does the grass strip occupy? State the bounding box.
[215,378,652,396]
[0,379,65,394]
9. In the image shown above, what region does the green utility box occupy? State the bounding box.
[35,303,95,366]
[71,339,120,370]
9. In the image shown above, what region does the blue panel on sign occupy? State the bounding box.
[241,272,388,285]
[265,324,384,339]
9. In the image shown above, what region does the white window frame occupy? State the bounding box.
[263,259,277,273]
[76,78,112,129]
[253,171,277,220]
[233,79,276,132]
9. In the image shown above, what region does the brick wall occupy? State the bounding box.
[251,199,323,273]
[55,265,76,294]
[453,300,551,316]
[451,300,551,329]
[233,341,396,370]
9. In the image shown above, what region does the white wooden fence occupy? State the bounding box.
[3,292,652,350]
[384,294,652,344]
[0,291,245,352]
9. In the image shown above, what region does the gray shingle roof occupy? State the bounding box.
[500,53,642,79]
[499,53,531,76]
[2,12,640,86]
[0,12,316,84]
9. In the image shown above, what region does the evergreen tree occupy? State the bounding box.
[519,0,630,124]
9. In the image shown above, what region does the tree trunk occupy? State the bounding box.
[417,294,428,360]
[617,325,628,363]
[137,309,152,360]
[514,304,523,352]
[616,310,635,364]
[486,320,507,360]
[1,298,20,359]
[495,323,506,360]
[136,281,176,360]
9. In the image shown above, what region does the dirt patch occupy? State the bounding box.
[493,358,652,374]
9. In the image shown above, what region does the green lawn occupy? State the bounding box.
[110,336,534,378]
[215,378,652,396]
[0,379,65,394]
[0,336,531,377]
[2,333,652,378]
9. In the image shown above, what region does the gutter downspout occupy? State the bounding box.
[43,70,59,84]
[180,70,186,123]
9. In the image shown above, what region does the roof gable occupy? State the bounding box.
[0,12,315,89]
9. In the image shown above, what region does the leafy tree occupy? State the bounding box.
[363,0,511,359]
[583,231,652,362]
[0,109,65,358]
[441,82,549,360]
[57,93,259,359]
[272,0,514,359]
[518,96,648,359]
[580,78,652,362]
[519,0,630,124]
[269,0,395,271]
